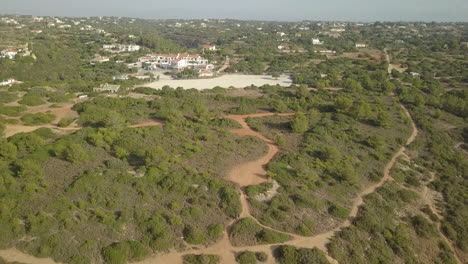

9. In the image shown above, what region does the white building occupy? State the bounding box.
[330,28,346,32]
[355,43,367,48]
[202,45,216,51]
[93,83,120,93]
[138,53,208,70]
[31,29,43,33]
[125,45,140,52]
[113,74,130,80]
[103,44,140,52]
[277,44,290,50]
[0,78,21,86]
[199,70,214,77]
[312,38,324,45]
[1,49,18,59]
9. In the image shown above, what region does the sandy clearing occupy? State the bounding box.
[140,74,292,90]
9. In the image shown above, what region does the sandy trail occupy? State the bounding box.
[384,48,407,74]
[0,248,61,264]
[420,172,463,264]
[0,107,417,264]
[217,56,230,73]
[3,120,164,138]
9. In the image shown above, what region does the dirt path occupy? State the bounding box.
[419,172,463,264]
[3,120,164,138]
[217,56,230,73]
[0,108,417,264]
[384,48,407,74]
[0,248,61,264]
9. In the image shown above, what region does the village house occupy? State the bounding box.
[1,49,18,59]
[138,53,208,70]
[58,25,72,29]
[31,29,43,33]
[198,70,214,77]
[103,44,140,52]
[93,83,120,93]
[277,44,290,51]
[312,38,324,45]
[112,74,130,80]
[0,78,22,86]
[317,50,336,55]
[202,45,216,51]
[90,55,110,64]
[355,43,367,48]
[330,28,346,32]
[195,64,215,71]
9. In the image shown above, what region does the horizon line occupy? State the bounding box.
[1,13,468,24]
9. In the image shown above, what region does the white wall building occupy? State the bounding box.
[139,53,208,70]
[1,49,18,59]
[312,38,324,45]
[0,78,21,86]
[355,43,367,48]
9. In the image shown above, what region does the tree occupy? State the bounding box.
[296,85,309,98]
[343,78,363,92]
[351,101,372,120]
[63,144,89,163]
[272,72,280,80]
[0,139,17,160]
[290,112,309,133]
[375,110,391,128]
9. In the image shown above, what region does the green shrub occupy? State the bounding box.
[328,204,350,219]
[183,254,220,264]
[411,215,438,238]
[184,226,206,245]
[58,118,73,127]
[274,245,330,264]
[19,94,46,106]
[236,251,257,264]
[21,113,55,126]
[208,224,224,240]
[255,252,268,262]
[0,105,27,116]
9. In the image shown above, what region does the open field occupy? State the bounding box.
[140,74,292,90]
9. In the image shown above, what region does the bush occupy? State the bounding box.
[63,144,89,163]
[290,112,309,133]
[274,245,330,264]
[328,204,350,219]
[19,94,46,106]
[0,105,27,116]
[102,241,149,264]
[411,215,438,238]
[236,251,257,264]
[58,118,73,127]
[255,252,268,262]
[21,113,55,126]
[183,254,220,264]
[184,226,206,245]
[208,224,224,240]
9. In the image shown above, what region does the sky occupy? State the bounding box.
[1,0,467,22]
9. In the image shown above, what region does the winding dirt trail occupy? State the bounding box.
[0,107,418,264]
[420,172,463,264]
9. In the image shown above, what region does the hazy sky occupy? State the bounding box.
[1,0,467,22]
